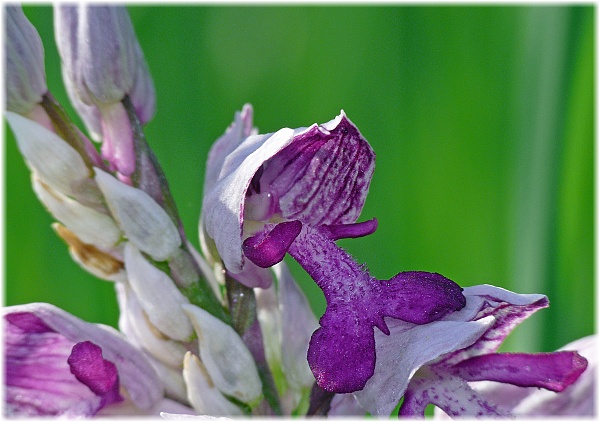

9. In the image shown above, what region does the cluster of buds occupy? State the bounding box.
[5,5,282,416]
[4,4,595,419]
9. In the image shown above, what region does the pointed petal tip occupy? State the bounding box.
[319,218,378,240]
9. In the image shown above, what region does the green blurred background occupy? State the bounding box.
[5,5,594,355]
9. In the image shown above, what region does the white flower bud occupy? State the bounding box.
[95,168,181,261]
[5,6,47,114]
[182,304,262,405]
[52,223,126,283]
[54,5,154,116]
[6,111,90,198]
[182,352,244,416]
[116,281,188,367]
[124,243,193,341]
[32,174,121,250]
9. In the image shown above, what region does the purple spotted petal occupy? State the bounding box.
[308,310,376,393]
[353,316,494,416]
[379,286,589,418]
[451,351,588,391]
[242,220,302,268]
[378,271,467,325]
[437,285,549,366]
[398,367,510,417]
[352,285,549,416]
[288,224,465,393]
[466,334,596,417]
[67,341,123,408]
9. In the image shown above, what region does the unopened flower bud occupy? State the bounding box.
[94,168,181,261]
[53,223,126,283]
[182,352,245,415]
[124,243,193,341]
[32,175,121,250]
[55,5,154,115]
[55,5,155,177]
[182,304,263,406]
[5,6,47,115]
[5,112,93,200]
[116,284,189,404]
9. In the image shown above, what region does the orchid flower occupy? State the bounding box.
[4,303,164,416]
[6,25,320,412]
[201,105,466,393]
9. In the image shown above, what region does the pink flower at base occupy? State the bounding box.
[4,303,163,417]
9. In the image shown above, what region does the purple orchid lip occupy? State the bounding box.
[319,218,378,240]
[450,351,588,391]
[347,284,590,418]
[5,313,123,416]
[242,220,303,268]
[242,220,466,393]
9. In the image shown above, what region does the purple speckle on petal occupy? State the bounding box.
[452,351,588,392]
